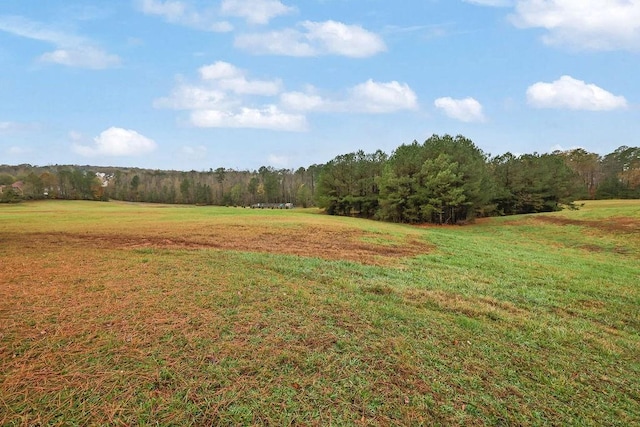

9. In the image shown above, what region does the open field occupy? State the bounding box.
[1,200,639,426]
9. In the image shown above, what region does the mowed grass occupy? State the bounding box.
[0,200,638,426]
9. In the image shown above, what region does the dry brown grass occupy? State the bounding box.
[533,215,639,233]
[1,223,429,266]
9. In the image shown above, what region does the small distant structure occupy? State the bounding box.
[13,181,24,195]
[0,181,24,196]
[250,203,294,209]
[95,172,112,188]
[0,181,24,202]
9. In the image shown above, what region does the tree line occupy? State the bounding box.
[1,135,638,224]
[316,135,639,223]
[0,163,322,207]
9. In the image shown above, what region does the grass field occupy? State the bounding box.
[1,200,639,426]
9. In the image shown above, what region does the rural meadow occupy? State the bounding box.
[1,198,638,425]
[2,0,640,424]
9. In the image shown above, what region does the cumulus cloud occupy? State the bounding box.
[73,127,157,157]
[138,0,232,32]
[0,15,120,69]
[434,97,486,122]
[235,20,386,57]
[526,75,628,111]
[156,61,306,131]
[510,0,640,51]
[157,61,416,131]
[156,62,282,111]
[350,80,418,113]
[281,80,418,114]
[198,61,239,80]
[302,21,386,57]
[199,61,282,95]
[190,106,307,131]
[220,0,294,25]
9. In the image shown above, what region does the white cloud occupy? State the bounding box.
[190,106,307,131]
[139,0,233,32]
[198,61,240,80]
[464,0,512,6]
[349,80,418,113]
[157,62,415,132]
[219,77,282,95]
[156,62,281,112]
[280,91,327,111]
[73,127,158,157]
[199,61,282,96]
[434,97,486,122]
[526,75,628,111]
[153,84,231,110]
[302,21,386,58]
[510,0,640,51]
[0,16,81,45]
[235,29,315,56]
[39,46,120,69]
[0,15,120,69]
[235,20,386,57]
[281,80,418,114]
[220,0,294,25]
[156,61,303,131]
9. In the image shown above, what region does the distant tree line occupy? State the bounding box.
[1,135,638,224]
[0,164,322,208]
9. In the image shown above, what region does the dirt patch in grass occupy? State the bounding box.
[581,244,605,253]
[402,289,529,322]
[2,224,431,265]
[533,216,639,233]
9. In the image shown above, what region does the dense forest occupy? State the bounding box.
[1,134,639,224]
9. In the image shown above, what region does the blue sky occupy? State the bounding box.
[0,0,638,171]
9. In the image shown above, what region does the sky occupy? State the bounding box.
[0,0,638,171]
